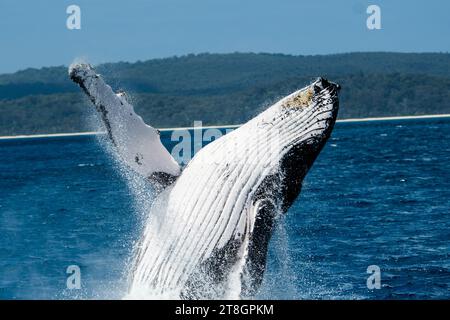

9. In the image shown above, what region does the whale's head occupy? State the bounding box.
[277,77,340,146]
[258,77,340,210]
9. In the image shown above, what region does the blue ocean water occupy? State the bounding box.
[0,118,449,300]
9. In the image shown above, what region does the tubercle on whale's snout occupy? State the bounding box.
[313,77,341,93]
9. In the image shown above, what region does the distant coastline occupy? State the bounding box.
[1,114,449,140]
[2,52,450,137]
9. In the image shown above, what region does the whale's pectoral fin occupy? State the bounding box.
[69,63,181,188]
[239,172,286,298]
[241,198,278,298]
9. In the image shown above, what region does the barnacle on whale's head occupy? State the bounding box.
[282,87,314,109]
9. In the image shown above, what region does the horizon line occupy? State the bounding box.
[1,114,450,140]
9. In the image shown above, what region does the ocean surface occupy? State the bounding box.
[0,117,449,300]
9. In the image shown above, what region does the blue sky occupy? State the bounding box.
[0,0,449,73]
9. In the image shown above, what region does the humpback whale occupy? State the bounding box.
[69,63,340,299]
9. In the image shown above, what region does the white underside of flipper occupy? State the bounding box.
[69,63,181,180]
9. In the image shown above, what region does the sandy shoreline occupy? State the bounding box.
[1,114,450,140]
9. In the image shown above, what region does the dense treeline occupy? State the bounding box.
[0,52,449,135]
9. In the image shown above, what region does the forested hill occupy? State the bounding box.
[1,52,450,135]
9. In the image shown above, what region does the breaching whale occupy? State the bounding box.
[69,63,340,299]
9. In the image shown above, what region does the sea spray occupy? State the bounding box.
[255,213,299,299]
[82,93,158,297]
